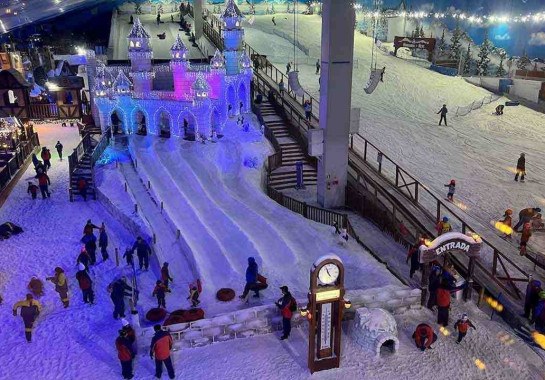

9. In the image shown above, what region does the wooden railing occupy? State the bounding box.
[0,132,40,192]
[29,104,59,119]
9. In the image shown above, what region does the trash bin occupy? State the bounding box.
[452,272,466,301]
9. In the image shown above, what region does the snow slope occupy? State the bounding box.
[244,14,545,256]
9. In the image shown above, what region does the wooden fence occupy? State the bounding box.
[0,132,40,192]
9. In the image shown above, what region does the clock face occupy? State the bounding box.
[318,263,340,285]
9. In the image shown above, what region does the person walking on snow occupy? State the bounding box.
[161,263,173,291]
[46,267,69,308]
[121,319,137,349]
[437,104,448,126]
[519,222,532,256]
[412,323,437,351]
[99,223,109,261]
[315,59,320,75]
[240,257,259,300]
[524,279,542,320]
[132,236,152,271]
[12,294,42,343]
[275,285,296,340]
[40,147,51,170]
[110,277,133,319]
[78,177,89,201]
[35,171,51,199]
[153,280,167,309]
[123,248,135,267]
[304,100,312,122]
[515,153,526,182]
[436,278,465,326]
[150,324,175,379]
[83,219,99,236]
[286,61,291,74]
[76,263,94,304]
[444,179,455,202]
[27,182,38,199]
[427,266,442,309]
[55,141,63,160]
[406,237,425,279]
[272,16,276,25]
[514,207,541,232]
[454,313,476,344]
[116,329,135,379]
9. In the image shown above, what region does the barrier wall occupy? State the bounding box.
[430,64,458,77]
[510,79,542,103]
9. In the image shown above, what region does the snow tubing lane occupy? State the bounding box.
[146,308,167,322]
[216,288,235,302]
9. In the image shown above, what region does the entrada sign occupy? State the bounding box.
[419,234,482,264]
[435,241,470,255]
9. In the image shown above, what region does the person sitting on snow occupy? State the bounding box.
[412,323,437,351]
[454,313,476,344]
[495,104,504,115]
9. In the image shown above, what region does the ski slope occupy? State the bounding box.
[244,14,545,255]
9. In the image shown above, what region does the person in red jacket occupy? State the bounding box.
[77,177,88,201]
[436,279,465,326]
[160,262,173,292]
[27,182,38,199]
[152,280,167,309]
[275,285,296,340]
[35,171,51,199]
[150,324,175,379]
[412,323,437,351]
[40,147,51,170]
[116,329,135,379]
[454,313,476,344]
[76,263,94,304]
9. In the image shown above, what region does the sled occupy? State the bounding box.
[364,68,383,94]
[288,71,305,97]
[505,100,520,106]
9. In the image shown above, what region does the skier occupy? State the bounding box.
[187,283,200,308]
[315,59,320,75]
[523,279,542,320]
[123,248,135,267]
[27,276,44,298]
[132,236,152,271]
[240,257,259,300]
[161,263,173,291]
[27,182,38,199]
[435,216,452,236]
[99,223,109,261]
[150,325,176,379]
[275,285,296,340]
[116,329,135,380]
[519,222,532,256]
[76,263,95,304]
[46,267,69,308]
[444,179,455,202]
[55,141,63,160]
[437,104,448,126]
[12,294,42,343]
[286,61,291,74]
[278,79,285,96]
[427,266,442,309]
[303,100,312,122]
[514,207,541,232]
[40,147,51,170]
[514,153,526,182]
[453,313,476,344]
[412,323,437,351]
[78,177,89,201]
[153,280,167,309]
[110,277,133,320]
[35,171,51,199]
[499,209,513,239]
[436,278,464,326]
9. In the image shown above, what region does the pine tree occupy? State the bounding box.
[462,44,472,75]
[476,35,492,76]
[438,29,447,56]
[450,21,462,60]
[419,26,425,38]
[496,49,507,77]
[517,50,531,71]
[413,23,420,38]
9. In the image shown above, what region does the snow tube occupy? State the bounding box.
[170,309,185,316]
[216,288,235,302]
[364,69,382,94]
[180,308,204,323]
[146,308,167,322]
[0,222,23,239]
[505,101,520,106]
[163,314,186,326]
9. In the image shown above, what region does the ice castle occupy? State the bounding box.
[93,0,252,140]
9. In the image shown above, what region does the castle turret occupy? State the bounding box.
[127,18,154,94]
[170,34,190,100]
[113,69,132,95]
[220,0,244,76]
[192,73,212,140]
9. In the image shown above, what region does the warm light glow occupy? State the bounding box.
[439,326,451,336]
[494,221,513,235]
[344,299,352,309]
[474,358,486,370]
[485,296,504,312]
[532,331,545,349]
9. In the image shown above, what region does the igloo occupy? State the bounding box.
[349,307,399,357]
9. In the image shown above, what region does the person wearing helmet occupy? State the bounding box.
[499,209,513,239]
[514,207,542,232]
[514,153,526,182]
[444,179,456,201]
[454,313,476,344]
[519,222,532,256]
[524,279,542,320]
[437,104,448,126]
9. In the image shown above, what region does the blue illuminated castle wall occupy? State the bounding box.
[92,6,252,139]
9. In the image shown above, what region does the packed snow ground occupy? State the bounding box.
[243,14,545,256]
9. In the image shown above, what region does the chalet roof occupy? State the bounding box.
[127,18,150,39]
[221,0,243,19]
[0,68,32,89]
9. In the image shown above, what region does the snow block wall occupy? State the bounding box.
[346,285,422,314]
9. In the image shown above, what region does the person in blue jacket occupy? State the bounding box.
[99,223,109,261]
[240,257,259,300]
[132,237,151,271]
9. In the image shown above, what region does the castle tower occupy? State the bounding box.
[169,34,190,100]
[127,18,154,94]
[220,0,244,76]
[192,73,212,140]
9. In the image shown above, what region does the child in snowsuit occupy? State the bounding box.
[35,171,51,199]
[188,284,200,308]
[27,182,38,199]
[412,323,437,351]
[123,248,135,267]
[454,313,476,344]
[46,267,69,308]
[436,279,465,326]
[444,179,455,201]
[12,294,42,342]
[520,222,532,256]
[153,280,167,309]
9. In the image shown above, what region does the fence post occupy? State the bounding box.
[303,202,308,218]
[124,182,128,192]
[492,250,497,276]
[148,180,151,189]
[115,248,119,266]
[363,140,367,161]
[414,183,419,203]
[395,166,399,186]
[161,201,164,213]
[134,203,138,213]
[176,229,180,239]
[436,200,441,223]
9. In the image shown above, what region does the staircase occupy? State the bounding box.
[69,136,99,201]
[261,102,317,190]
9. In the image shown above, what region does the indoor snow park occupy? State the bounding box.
[1,0,545,379]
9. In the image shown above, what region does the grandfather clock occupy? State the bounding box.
[307,255,345,373]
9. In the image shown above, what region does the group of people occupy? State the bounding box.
[412,313,476,351]
[497,206,542,255]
